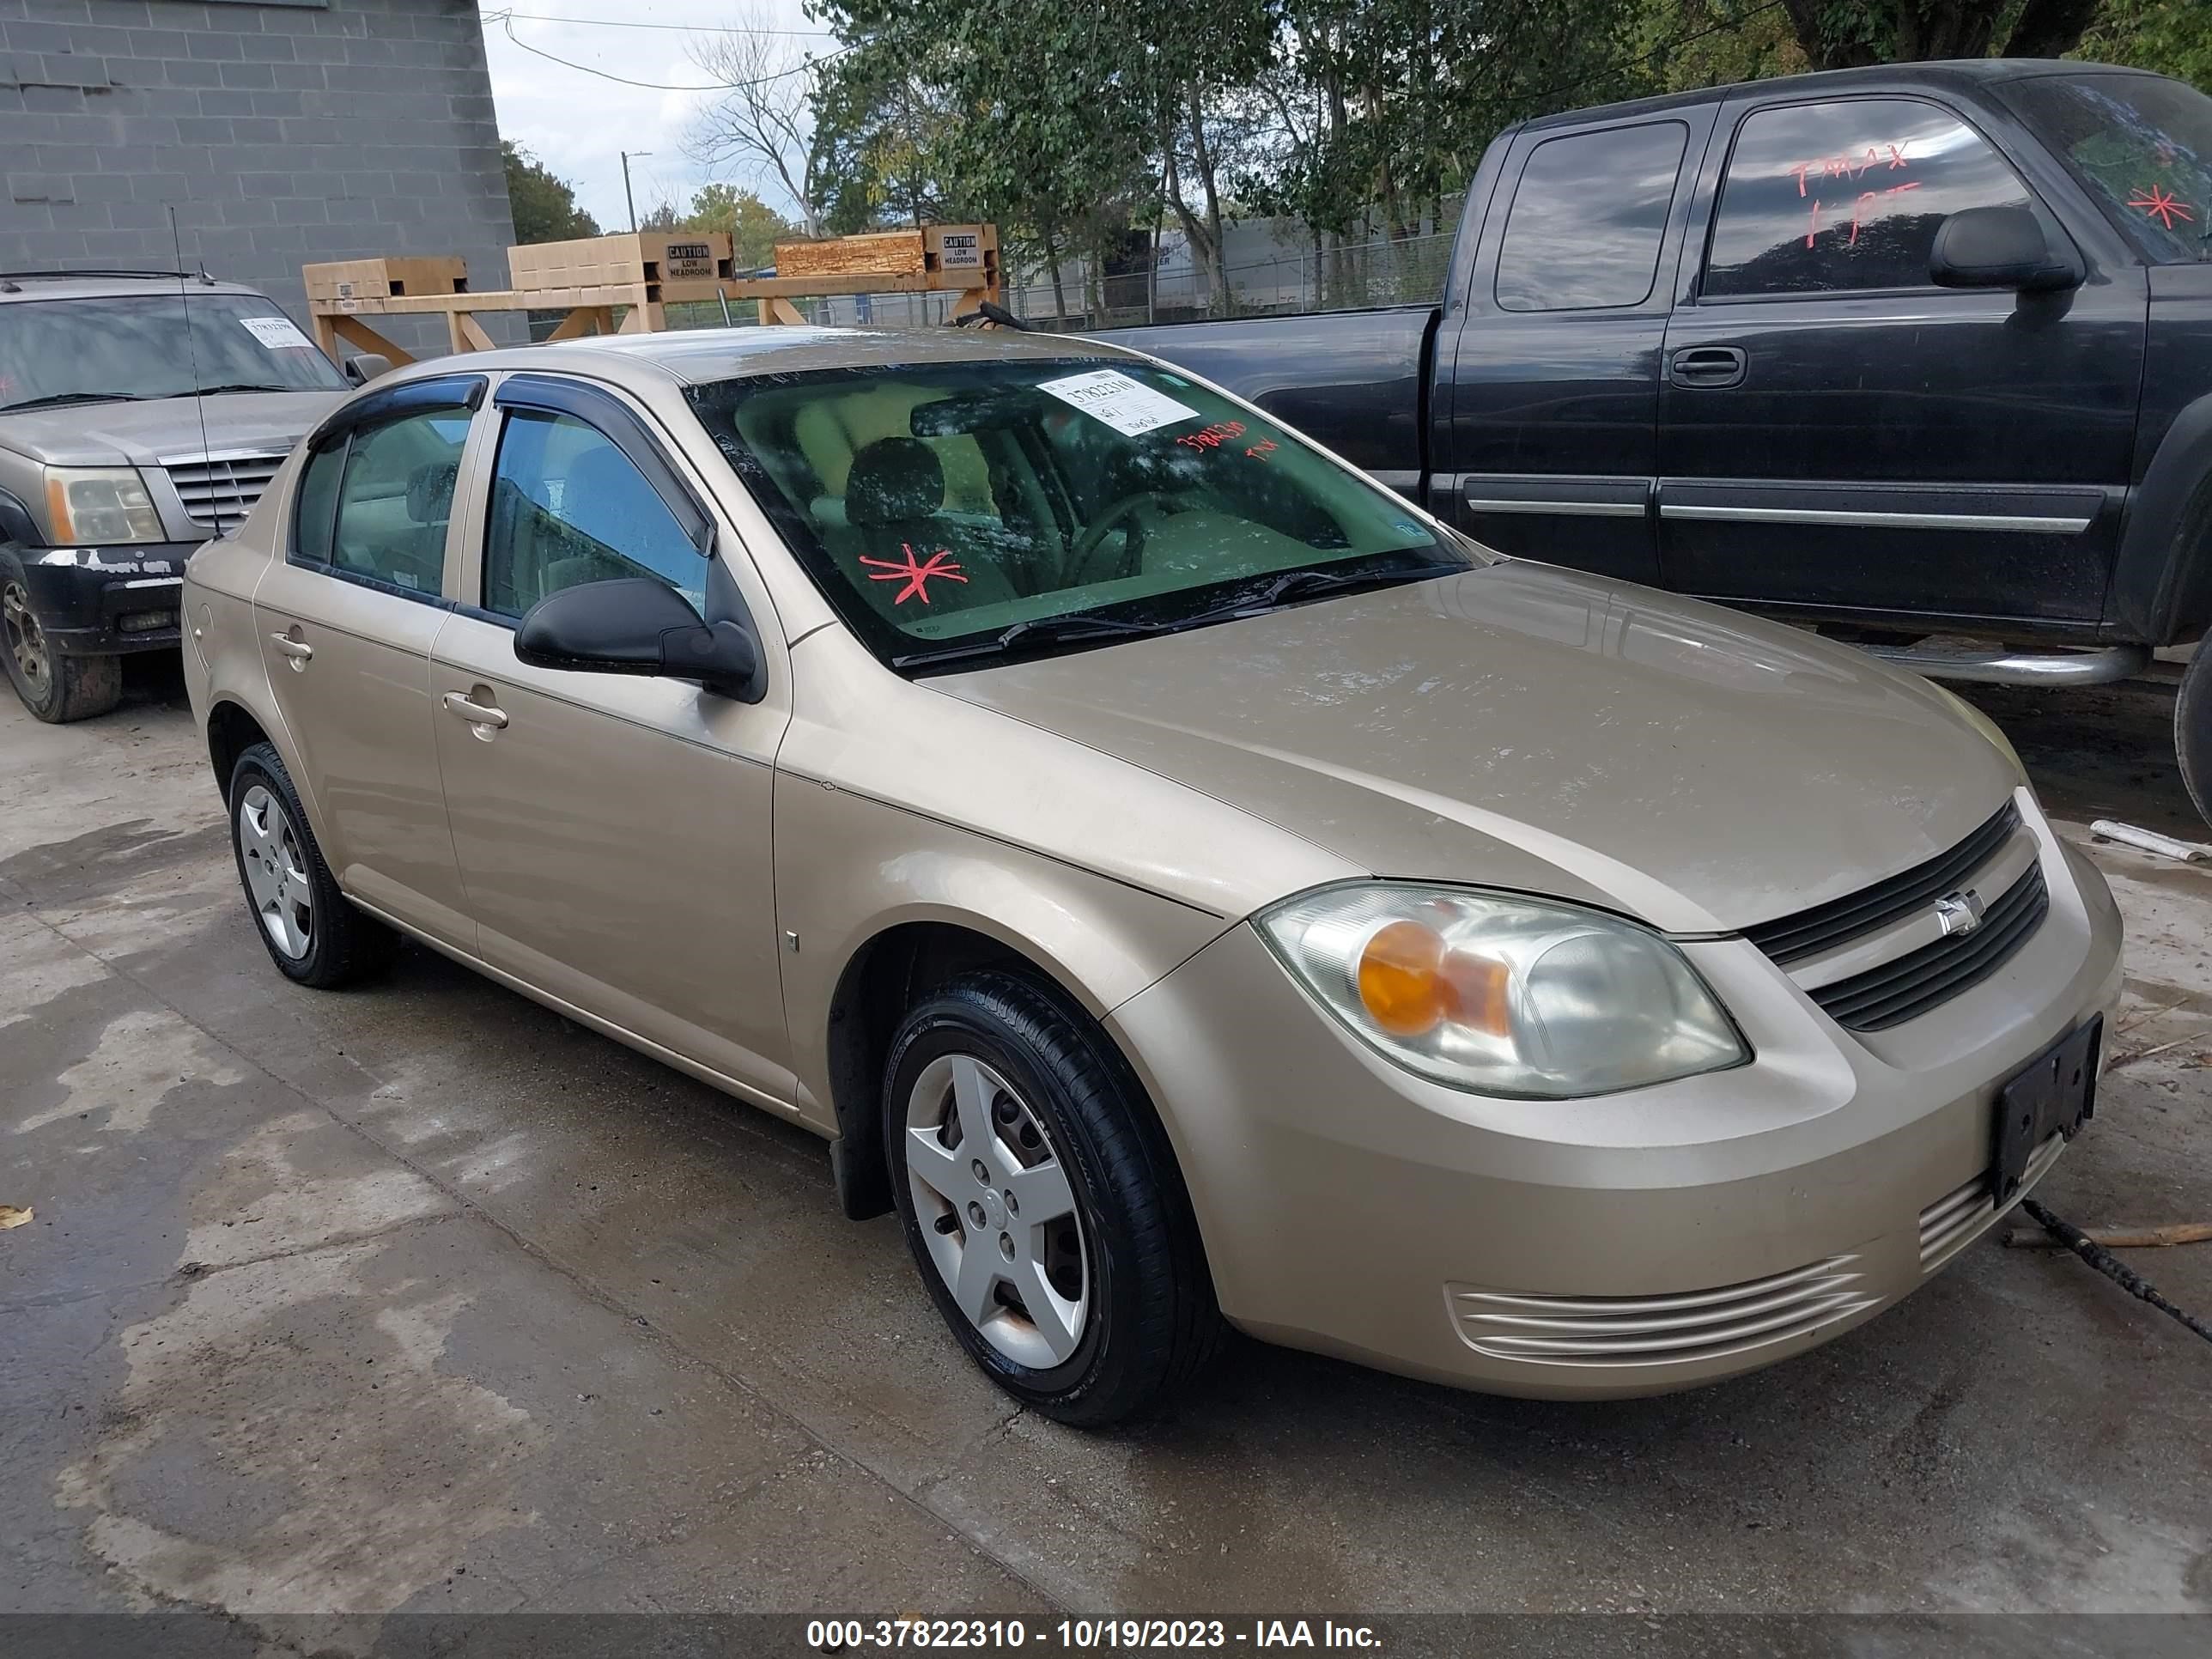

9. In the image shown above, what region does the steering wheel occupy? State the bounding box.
[1068,490,1180,584]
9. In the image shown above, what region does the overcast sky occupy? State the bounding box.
[479,2,831,234]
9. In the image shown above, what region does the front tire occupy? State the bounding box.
[2,562,121,723]
[884,970,1223,1425]
[226,742,392,988]
[2180,639,2212,829]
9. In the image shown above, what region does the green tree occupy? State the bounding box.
[680,184,799,270]
[2078,0,2212,88]
[1778,1,2106,71]
[501,141,601,244]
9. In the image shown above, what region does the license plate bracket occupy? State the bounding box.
[1992,1016,2100,1203]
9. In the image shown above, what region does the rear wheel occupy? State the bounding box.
[1,567,120,723]
[2179,640,2212,829]
[226,742,392,988]
[884,970,1223,1425]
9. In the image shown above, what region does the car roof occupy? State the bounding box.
[1518,58,2163,132]
[372,323,1137,396]
[0,270,275,304]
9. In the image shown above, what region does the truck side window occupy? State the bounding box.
[1704,99,2033,298]
[1496,122,1689,312]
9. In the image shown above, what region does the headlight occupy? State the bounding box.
[1256,884,1747,1099]
[1933,684,2027,783]
[44,467,165,545]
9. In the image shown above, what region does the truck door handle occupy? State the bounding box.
[269,632,313,662]
[1669,345,1747,389]
[441,691,509,731]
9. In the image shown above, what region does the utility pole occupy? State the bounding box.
[621,150,653,234]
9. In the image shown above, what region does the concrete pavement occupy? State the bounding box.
[3,658,2209,1630]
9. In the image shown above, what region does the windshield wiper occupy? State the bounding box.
[193,382,298,395]
[892,611,1171,670]
[1177,559,1468,626]
[0,391,151,413]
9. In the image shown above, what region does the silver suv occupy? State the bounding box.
[0,269,348,721]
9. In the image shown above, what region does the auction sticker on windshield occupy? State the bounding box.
[239,314,316,351]
[1038,368,1199,436]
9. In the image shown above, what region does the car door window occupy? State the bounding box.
[482,409,706,620]
[291,440,343,568]
[1703,99,2034,298]
[1496,122,1690,312]
[328,408,470,594]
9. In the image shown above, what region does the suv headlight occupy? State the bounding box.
[44,467,165,545]
[1256,884,1747,1099]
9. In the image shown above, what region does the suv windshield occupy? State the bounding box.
[0,291,348,412]
[687,357,1477,668]
[2007,71,2212,264]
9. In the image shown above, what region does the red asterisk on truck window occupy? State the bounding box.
[860,544,968,605]
[2129,185,2193,231]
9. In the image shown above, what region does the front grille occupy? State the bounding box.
[1448,1255,1878,1368]
[1744,803,2020,967]
[162,452,287,534]
[1917,1131,2067,1273]
[1807,864,2048,1032]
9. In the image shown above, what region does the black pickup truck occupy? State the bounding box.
[1099,59,2212,823]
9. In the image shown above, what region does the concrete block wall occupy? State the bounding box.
[0,0,519,353]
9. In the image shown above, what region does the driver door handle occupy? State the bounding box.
[269,633,313,661]
[441,692,509,729]
[1669,345,1748,389]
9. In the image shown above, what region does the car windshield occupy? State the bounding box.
[685,356,1480,668]
[0,292,347,411]
[2006,71,2212,264]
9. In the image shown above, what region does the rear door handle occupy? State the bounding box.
[1669,345,1747,389]
[269,632,313,661]
[441,691,509,730]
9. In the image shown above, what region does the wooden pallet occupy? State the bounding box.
[302,226,1002,365]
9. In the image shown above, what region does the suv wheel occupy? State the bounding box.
[2179,641,2212,829]
[227,741,392,987]
[883,970,1223,1425]
[1,564,120,723]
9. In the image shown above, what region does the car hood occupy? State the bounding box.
[931,562,2021,933]
[0,391,340,467]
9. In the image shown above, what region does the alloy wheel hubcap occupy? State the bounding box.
[905,1053,1089,1368]
[237,783,313,960]
[3,582,50,695]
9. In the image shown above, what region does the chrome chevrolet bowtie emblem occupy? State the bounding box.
[1934,889,1986,938]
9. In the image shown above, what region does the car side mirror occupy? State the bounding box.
[1929,206,2081,294]
[342,352,393,386]
[514,576,761,699]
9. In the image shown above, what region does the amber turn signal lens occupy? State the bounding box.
[1357,920,1513,1040]
[1357,920,1447,1036]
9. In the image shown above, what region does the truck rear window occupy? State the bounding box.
[2005,72,2212,264]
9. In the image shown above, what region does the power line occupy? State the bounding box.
[489,11,851,92]
[482,7,835,36]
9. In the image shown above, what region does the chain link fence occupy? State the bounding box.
[653,227,1456,335]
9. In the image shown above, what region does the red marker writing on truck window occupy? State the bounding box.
[2130,185,2194,231]
[1790,143,1910,197]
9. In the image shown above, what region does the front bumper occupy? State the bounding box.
[15,543,198,655]
[1105,800,2124,1400]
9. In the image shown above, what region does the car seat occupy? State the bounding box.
[843,438,1020,623]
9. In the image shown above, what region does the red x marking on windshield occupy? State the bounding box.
[860,544,968,605]
[2130,185,2194,231]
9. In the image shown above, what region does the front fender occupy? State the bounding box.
[2111,388,2212,646]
